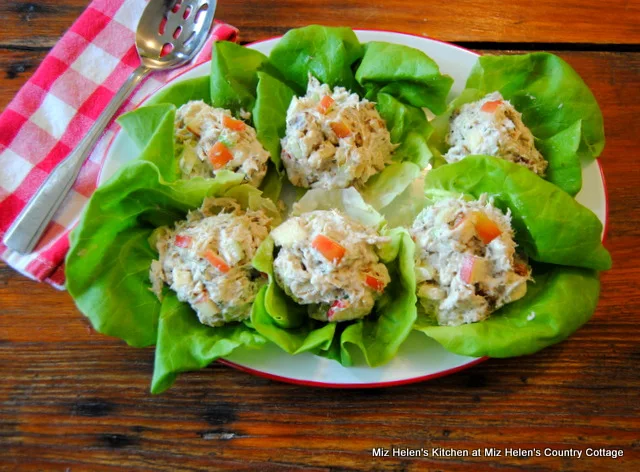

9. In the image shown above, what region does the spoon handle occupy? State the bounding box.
[3,65,150,254]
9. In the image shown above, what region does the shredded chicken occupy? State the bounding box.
[271,210,390,322]
[410,195,531,326]
[281,76,395,189]
[175,101,270,186]
[445,92,547,176]
[150,197,272,327]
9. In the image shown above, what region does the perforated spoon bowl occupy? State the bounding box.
[4,0,217,254]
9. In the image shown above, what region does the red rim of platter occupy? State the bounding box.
[99,29,610,388]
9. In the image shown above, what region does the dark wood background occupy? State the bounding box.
[1,1,639,470]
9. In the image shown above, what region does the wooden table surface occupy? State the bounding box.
[1,1,639,470]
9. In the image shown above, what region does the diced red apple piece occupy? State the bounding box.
[481,100,503,113]
[312,235,346,264]
[208,141,234,169]
[194,291,209,304]
[450,215,477,244]
[330,121,351,138]
[317,95,335,114]
[452,211,502,244]
[222,115,246,131]
[186,124,201,137]
[452,214,466,229]
[202,249,230,273]
[327,299,350,319]
[174,234,192,248]
[271,219,308,247]
[460,255,485,284]
[364,274,386,292]
[473,212,502,244]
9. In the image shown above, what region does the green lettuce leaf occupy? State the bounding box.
[252,239,334,349]
[415,266,600,357]
[267,27,448,204]
[427,52,605,195]
[536,120,584,197]
[360,161,422,212]
[429,87,584,195]
[118,99,283,199]
[146,76,211,107]
[66,160,244,346]
[252,71,295,171]
[151,293,267,394]
[375,93,433,167]
[269,25,364,93]
[116,104,179,181]
[355,41,454,115]
[359,94,432,216]
[256,163,283,204]
[466,52,605,158]
[425,155,611,271]
[210,41,279,113]
[293,186,384,229]
[340,228,416,365]
[250,188,416,366]
[117,46,294,201]
[67,161,275,392]
[369,166,429,229]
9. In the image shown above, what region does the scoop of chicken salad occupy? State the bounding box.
[270,210,391,322]
[445,92,547,176]
[174,101,270,186]
[150,197,272,327]
[410,194,531,327]
[280,76,395,190]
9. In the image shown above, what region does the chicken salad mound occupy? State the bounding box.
[271,210,391,322]
[150,197,272,327]
[410,194,531,327]
[174,101,270,186]
[445,92,547,176]
[281,76,395,190]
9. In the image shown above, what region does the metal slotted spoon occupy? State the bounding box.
[4,0,217,254]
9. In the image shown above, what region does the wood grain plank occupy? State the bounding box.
[0,342,638,470]
[1,1,639,111]
[0,49,48,111]
[216,0,640,45]
[0,1,86,48]
[0,0,638,48]
[0,23,639,472]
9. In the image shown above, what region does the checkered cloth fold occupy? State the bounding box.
[0,0,237,289]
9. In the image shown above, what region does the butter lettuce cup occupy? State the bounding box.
[268,25,454,207]
[430,52,605,196]
[251,187,417,367]
[115,40,297,202]
[66,160,281,393]
[392,155,611,357]
[117,25,456,210]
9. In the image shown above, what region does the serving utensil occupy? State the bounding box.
[3,0,217,254]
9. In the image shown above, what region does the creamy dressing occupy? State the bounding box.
[445,92,547,176]
[271,210,390,322]
[281,76,395,189]
[150,197,272,327]
[175,101,270,186]
[410,195,531,326]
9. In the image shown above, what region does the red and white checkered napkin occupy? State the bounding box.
[0,0,237,289]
